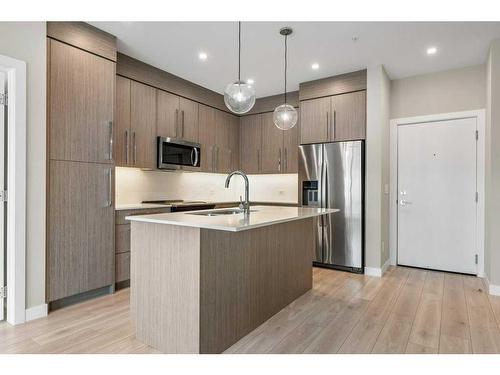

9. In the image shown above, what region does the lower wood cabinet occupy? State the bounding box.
[48,160,115,302]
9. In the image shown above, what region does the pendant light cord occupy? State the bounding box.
[238,21,241,82]
[284,33,288,104]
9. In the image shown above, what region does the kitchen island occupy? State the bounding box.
[127,206,338,353]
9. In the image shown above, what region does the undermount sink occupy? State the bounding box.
[188,208,257,217]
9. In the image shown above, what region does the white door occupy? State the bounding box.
[397,117,477,274]
[0,71,5,320]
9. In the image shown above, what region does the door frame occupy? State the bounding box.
[0,54,27,325]
[389,110,485,277]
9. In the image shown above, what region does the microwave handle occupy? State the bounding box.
[191,147,199,167]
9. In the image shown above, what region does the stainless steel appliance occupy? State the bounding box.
[299,141,364,273]
[157,137,201,170]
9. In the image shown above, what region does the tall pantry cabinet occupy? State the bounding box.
[46,23,117,305]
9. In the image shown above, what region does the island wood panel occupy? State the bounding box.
[48,160,114,302]
[117,53,227,112]
[130,81,157,169]
[198,104,217,172]
[49,39,115,163]
[47,22,117,62]
[199,218,314,353]
[299,69,367,101]
[130,222,201,354]
[115,75,131,166]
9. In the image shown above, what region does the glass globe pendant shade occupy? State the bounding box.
[224,80,256,114]
[273,103,298,130]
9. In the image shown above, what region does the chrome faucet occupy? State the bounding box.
[225,170,250,214]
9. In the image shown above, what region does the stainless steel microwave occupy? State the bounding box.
[157,137,201,170]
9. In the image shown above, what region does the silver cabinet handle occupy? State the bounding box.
[332,109,336,140]
[175,109,179,137]
[211,146,215,172]
[284,148,288,172]
[133,131,137,165]
[109,121,114,160]
[125,129,129,165]
[216,147,219,171]
[257,149,260,172]
[326,112,329,140]
[181,110,185,138]
[278,148,282,172]
[107,168,113,207]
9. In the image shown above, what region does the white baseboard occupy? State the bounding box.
[365,259,391,277]
[25,303,48,322]
[485,276,500,296]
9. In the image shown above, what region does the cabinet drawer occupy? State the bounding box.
[115,207,171,225]
[115,252,130,283]
[115,224,130,254]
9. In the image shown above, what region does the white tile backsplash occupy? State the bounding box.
[115,167,298,205]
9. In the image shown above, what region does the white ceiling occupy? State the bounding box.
[90,22,500,98]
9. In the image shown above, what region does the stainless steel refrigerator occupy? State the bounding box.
[299,141,364,273]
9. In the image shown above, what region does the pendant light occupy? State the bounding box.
[224,21,256,114]
[273,27,298,130]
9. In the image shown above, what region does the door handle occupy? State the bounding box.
[107,121,113,160]
[181,110,185,138]
[326,112,329,140]
[175,109,179,137]
[332,110,336,140]
[216,147,219,171]
[191,147,199,167]
[107,168,113,207]
[212,146,215,172]
[278,148,282,172]
[284,148,288,171]
[133,131,137,165]
[257,149,260,172]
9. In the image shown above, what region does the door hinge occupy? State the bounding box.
[0,286,6,299]
[475,254,479,265]
[475,192,479,203]
[0,190,6,202]
[0,93,7,106]
[475,130,479,140]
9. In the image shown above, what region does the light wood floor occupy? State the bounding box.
[2,266,500,354]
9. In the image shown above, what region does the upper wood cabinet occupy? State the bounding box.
[299,91,366,144]
[283,112,299,173]
[130,81,157,169]
[115,77,157,169]
[215,111,240,173]
[240,114,262,174]
[49,39,115,163]
[198,104,217,172]
[157,90,199,142]
[261,112,283,174]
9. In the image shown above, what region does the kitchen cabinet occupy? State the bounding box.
[261,112,283,173]
[48,160,114,302]
[240,114,262,174]
[130,81,157,169]
[49,39,115,164]
[283,113,299,173]
[215,110,240,173]
[157,90,199,142]
[198,104,217,172]
[115,75,131,166]
[299,91,366,144]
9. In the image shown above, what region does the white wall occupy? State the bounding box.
[365,65,391,271]
[485,39,500,287]
[115,167,298,205]
[391,64,486,119]
[0,22,46,309]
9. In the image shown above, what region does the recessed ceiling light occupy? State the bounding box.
[198,52,208,61]
[426,47,437,55]
[311,63,319,70]
[247,78,254,84]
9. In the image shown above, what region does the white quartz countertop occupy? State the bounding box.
[126,205,339,232]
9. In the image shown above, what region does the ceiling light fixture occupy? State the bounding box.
[224,21,256,114]
[198,52,208,61]
[311,63,319,70]
[426,47,437,55]
[273,27,298,131]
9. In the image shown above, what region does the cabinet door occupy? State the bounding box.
[179,98,199,142]
[240,114,262,174]
[299,97,330,144]
[228,114,240,172]
[131,81,157,169]
[331,91,366,141]
[48,160,114,301]
[115,76,131,167]
[261,112,283,174]
[49,39,115,163]
[157,90,180,138]
[199,104,216,172]
[215,110,231,173]
[283,111,299,173]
